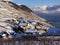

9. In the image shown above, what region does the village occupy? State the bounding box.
[0,0,60,45]
[0,0,52,39]
[0,17,49,39]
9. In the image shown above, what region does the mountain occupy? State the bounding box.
[33,5,60,28]
[0,1,46,21]
[47,5,60,11]
[0,1,53,34]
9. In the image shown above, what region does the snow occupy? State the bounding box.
[19,23,27,27]
[25,29,38,33]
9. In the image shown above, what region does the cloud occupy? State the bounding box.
[57,8,60,12]
[40,5,47,10]
[33,5,60,28]
[33,5,60,14]
[34,5,47,11]
[46,5,60,11]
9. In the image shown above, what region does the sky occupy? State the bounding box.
[12,0,60,7]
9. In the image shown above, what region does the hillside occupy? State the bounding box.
[0,1,53,34]
[0,1,45,21]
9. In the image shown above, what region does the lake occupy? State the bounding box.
[35,12,60,29]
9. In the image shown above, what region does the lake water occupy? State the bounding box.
[35,12,60,29]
